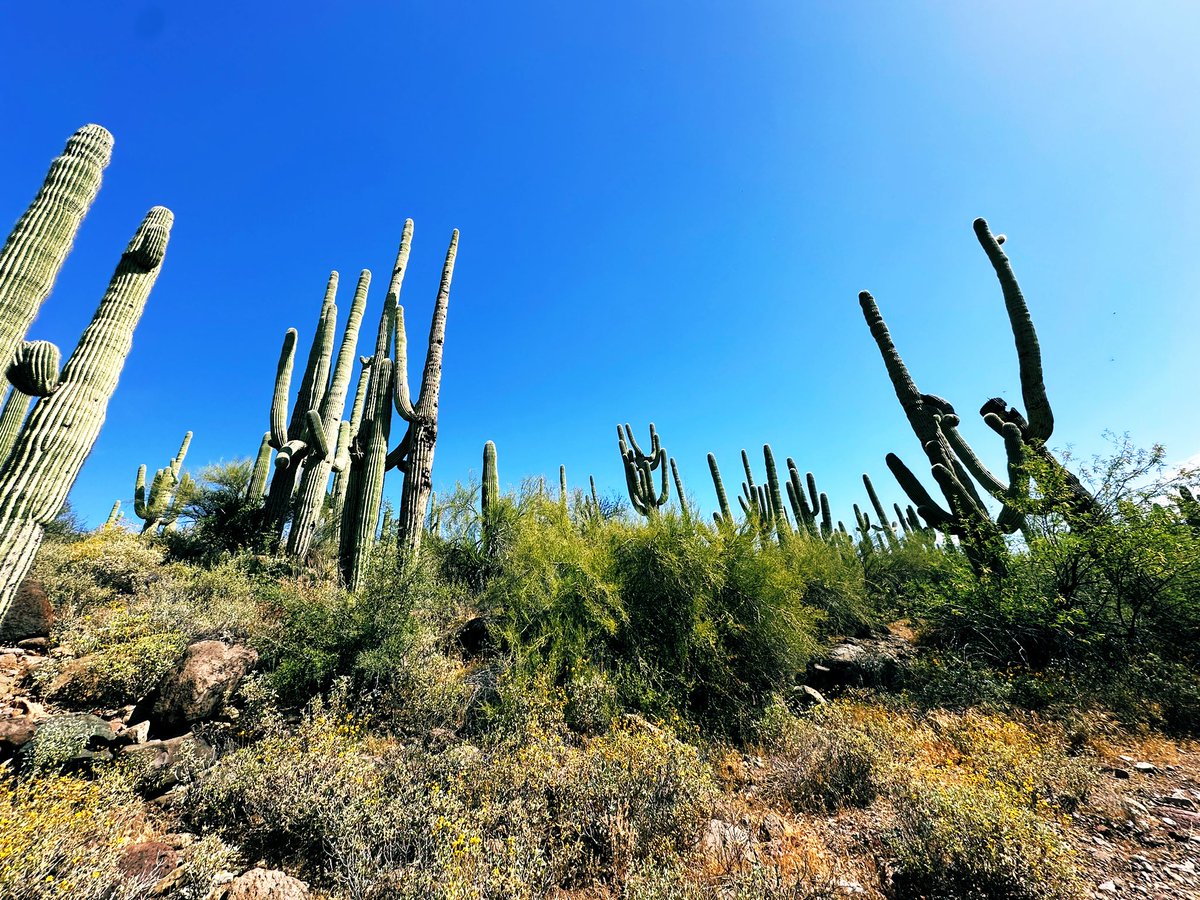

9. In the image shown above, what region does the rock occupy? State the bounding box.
[16,637,50,653]
[121,732,216,798]
[793,685,827,706]
[698,818,755,863]
[1097,881,1118,893]
[1161,790,1197,810]
[149,641,257,734]
[16,713,116,773]
[0,579,53,643]
[209,868,310,900]
[1133,761,1157,774]
[805,632,912,692]
[118,841,179,883]
[0,716,36,759]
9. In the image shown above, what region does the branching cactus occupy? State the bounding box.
[133,431,193,534]
[263,272,339,544]
[0,206,173,621]
[0,126,113,372]
[785,461,832,539]
[618,423,669,517]
[391,225,459,557]
[288,270,371,557]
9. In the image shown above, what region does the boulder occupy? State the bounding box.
[149,641,257,734]
[16,713,116,773]
[805,632,913,692]
[0,716,36,760]
[698,818,755,864]
[209,868,310,900]
[0,579,53,643]
[118,841,179,883]
[121,732,216,798]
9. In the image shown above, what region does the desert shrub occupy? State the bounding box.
[886,774,1080,900]
[35,607,186,708]
[0,772,150,899]
[161,459,271,563]
[34,529,171,613]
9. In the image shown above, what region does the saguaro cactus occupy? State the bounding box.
[0,206,173,622]
[784,461,833,539]
[329,360,370,547]
[263,273,339,544]
[0,387,31,471]
[104,500,122,528]
[482,440,501,553]
[133,431,193,534]
[288,270,371,557]
[0,125,113,372]
[392,227,459,557]
[618,423,669,517]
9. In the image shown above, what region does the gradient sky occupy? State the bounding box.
[3,2,1199,527]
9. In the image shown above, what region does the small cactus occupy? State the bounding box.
[133,432,193,535]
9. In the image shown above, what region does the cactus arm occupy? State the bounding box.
[133,464,149,519]
[670,457,689,521]
[0,125,113,372]
[104,500,121,528]
[7,341,62,397]
[412,229,457,420]
[248,432,272,500]
[171,431,192,475]
[763,444,790,538]
[387,220,417,421]
[941,416,1007,497]
[0,387,31,470]
[707,453,732,524]
[331,421,351,473]
[863,473,897,546]
[973,218,1053,444]
[819,493,833,537]
[269,329,297,449]
[885,453,954,530]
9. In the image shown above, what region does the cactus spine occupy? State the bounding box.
[0,126,113,373]
[618,423,669,517]
[288,270,371,557]
[392,227,459,557]
[0,206,173,622]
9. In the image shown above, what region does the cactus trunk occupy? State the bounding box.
[0,207,172,621]
[0,387,31,471]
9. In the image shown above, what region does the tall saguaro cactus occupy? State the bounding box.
[392,227,459,557]
[0,206,173,622]
[288,270,371,557]
[0,125,113,372]
[263,273,339,544]
[246,432,272,501]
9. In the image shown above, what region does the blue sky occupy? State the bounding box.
[3,2,1199,527]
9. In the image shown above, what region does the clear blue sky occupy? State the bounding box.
[3,2,1199,527]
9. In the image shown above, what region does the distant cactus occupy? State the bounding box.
[0,205,173,622]
[0,125,112,374]
[482,440,501,553]
[707,453,733,526]
[559,465,568,508]
[618,423,669,517]
[104,500,121,528]
[670,457,690,523]
[133,431,193,534]
[784,461,832,539]
[862,473,898,547]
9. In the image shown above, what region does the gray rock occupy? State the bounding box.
[121,732,216,798]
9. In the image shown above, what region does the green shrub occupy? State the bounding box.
[886,775,1081,900]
